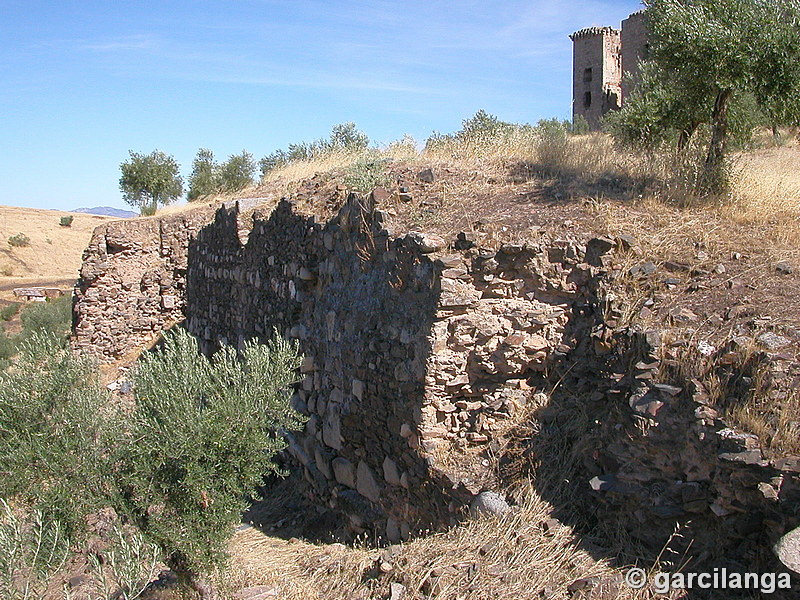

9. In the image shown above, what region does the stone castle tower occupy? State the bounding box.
[570,10,648,129]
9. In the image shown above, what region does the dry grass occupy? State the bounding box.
[221,479,661,600]
[0,205,117,300]
[258,150,375,197]
[728,389,800,456]
[726,145,800,247]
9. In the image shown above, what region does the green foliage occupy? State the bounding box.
[611,0,800,195]
[0,322,303,589]
[259,122,371,176]
[0,500,71,600]
[0,331,15,370]
[458,109,516,141]
[119,328,304,574]
[89,524,162,600]
[343,155,391,194]
[0,296,70,367]
[534,119,569,170]
[0,333,119,532]
[329,122,370,152]
[7,233,30,248]
[19,295,72,341]
[187,148,219,201]
[188,148,256,198]
[426,110,518,150]
[0,303,19,321]
[59,215,74,227]
[218,150,256,192]
[570,115,590,135]
[119,150,183,215]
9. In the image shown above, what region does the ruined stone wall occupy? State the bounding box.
[73,205,218,360]
[73,196,799,565]
[180,196,602,539]
[551,324,800,569]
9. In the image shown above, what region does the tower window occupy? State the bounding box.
[583,67,593,82]
[584,92,592,108]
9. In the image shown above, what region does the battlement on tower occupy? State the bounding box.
[570,11,649,129]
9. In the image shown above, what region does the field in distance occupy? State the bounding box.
[0,204,118,301]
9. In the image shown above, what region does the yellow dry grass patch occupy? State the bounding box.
[223,482,656,600]
[727,145,800,247]
[0,205,116,296]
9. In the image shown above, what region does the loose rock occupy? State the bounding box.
[469,491,511,518]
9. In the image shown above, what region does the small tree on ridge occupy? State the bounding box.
[119,150,183,215]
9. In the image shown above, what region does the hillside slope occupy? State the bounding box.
[0,205,117,296]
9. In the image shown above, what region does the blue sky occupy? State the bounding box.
[0,0,642,211]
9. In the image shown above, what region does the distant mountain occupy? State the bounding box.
[72,206,137,218]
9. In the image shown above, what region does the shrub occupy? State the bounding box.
[0,325,303,597]
[0,500,71,600]
[19,295,72,341]
[570,115,590,135]
[533,118,570,172]
[0,333,119,532]
[329,122,370,152]
[89,524,162,600]
[59,215,74,227]
[0,304,19,321]
[118,328,304,585]
[0,331,15,368]
[0,265,11,277]
[259,122,370,177]
[7,233,30,248]
[343,155,390,194]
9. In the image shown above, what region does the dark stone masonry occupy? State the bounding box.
[73,194,799,568]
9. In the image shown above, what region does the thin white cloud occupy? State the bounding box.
[180,70,443,96]
[82,34,161,53]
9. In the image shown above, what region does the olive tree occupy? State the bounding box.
[217,150,256,192]
[119,150,183,215]
[187,148,219,201]
[609,0,800,194]
[118,328,304,598]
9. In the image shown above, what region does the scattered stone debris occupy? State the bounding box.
[629,261,657,277]
[233,586,279,600]
[405,231,445,253]
[388,582,407,600]
[757,331,792,351]
[417,168,436,184]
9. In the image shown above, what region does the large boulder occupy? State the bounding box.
[774,526,800,574]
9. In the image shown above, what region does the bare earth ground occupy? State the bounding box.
[0,205,116,289]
